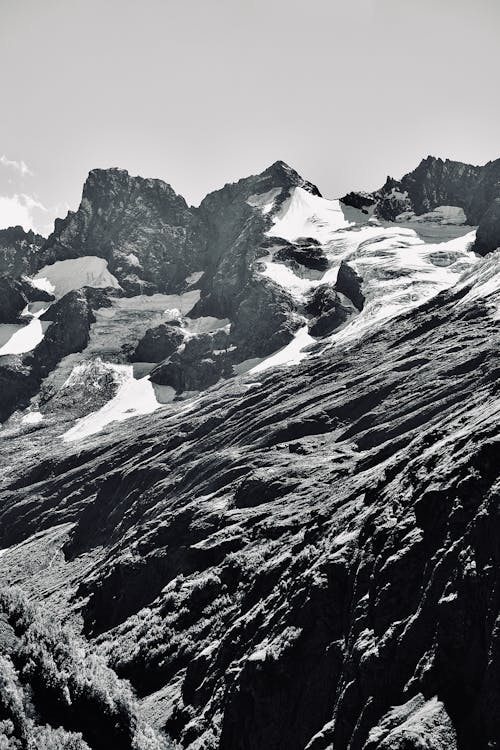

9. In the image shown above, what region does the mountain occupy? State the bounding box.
[341,155,500,254]
[0,156,499,749]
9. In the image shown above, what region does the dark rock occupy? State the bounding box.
[32,290,94,377]
[150,332,231,391]
[0,357,39,421]
[335,261,365,311]
[83,285,122,311]
[306,285,357,336]
[0,226,46,277]
[0,275,28,322]
[18,276,55,303]
[474,197,500,255]
[340,192,376,211]
[274,241,328,271]
[42,168,206,293]
[130,323,185,363]
[230,278,298,359]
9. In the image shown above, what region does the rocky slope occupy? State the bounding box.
[0,157,499,749]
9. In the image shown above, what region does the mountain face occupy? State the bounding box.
[0,226,45,277]
[341,155,500,254]
[0,156,500,750]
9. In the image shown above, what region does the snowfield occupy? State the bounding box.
[249,325,315,373]
[0,305,51,356]
[256,188,479,351]
[62,365,172,442]
[268,187,351,242]
[396,205,467,225]
[34,256,120,298]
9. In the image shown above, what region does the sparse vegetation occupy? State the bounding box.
[0,587,176,750]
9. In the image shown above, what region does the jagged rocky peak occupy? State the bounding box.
[341,154,500,254]
[0,225,46,277]
[42,167,205,294]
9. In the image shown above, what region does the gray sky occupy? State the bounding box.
[1,0,499,234]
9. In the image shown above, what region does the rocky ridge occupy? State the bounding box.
[341,155,500,254]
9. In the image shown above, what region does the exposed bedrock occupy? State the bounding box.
[130,323,185,363]
[0,275,29,323]
[474,197,500,255]
[150,331,232,392]
[0,278,498,749]
[229,277,299,359]
[306,284,357,336]
[274,238,329,271]
[335,261,365,311]
[341,156,500,255]
[0,290,95,421]
[0,226,46,277]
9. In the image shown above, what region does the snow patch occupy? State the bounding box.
[247,187,282,215]
[62,366,167,442]
[34,256,120,298]
[126,252,141,266]
[21,411,43,425]
[0,317,51,355]
[185,271,204,285]
[260,260,319,301]
[249,325,314,374]
[268,187,351,243]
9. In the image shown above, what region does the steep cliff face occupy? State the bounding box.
[42,168,206,294]
[193,160,320,318]
[341,156,500,254]
[0,226,46,277]
[0,249,499,750]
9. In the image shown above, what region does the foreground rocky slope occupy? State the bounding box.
[0,244,499,749]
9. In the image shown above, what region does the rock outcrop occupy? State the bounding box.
[0,290,95,421]
[130,323,185,363]
[150,331,232,392]
[0,357,39,421]
[306,285,357,336]
[42,168,206,293]
[0,226,46,277]
[0,276,29,322]
[341,155,500,254]
[35,290,94,376]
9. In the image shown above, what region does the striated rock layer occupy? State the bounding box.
[0,253,498,749]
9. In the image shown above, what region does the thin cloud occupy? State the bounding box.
[0,193,49,234]
[0,154,34,177]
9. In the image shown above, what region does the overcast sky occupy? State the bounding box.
[1,0,499,234]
